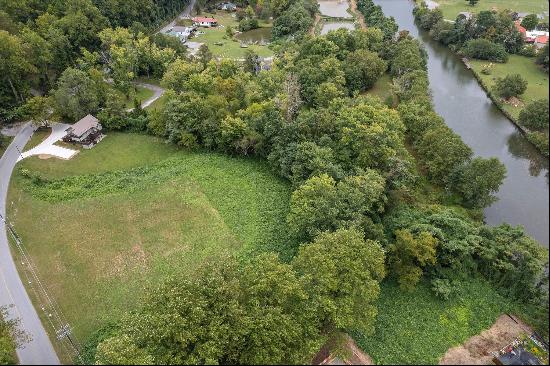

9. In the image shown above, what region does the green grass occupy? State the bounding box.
[366,73,395,106]
[147,93,169,111]
[436,0,549,20]
[469,55,549,119]
[23,127,51,152]
[9,133,293,359]
[125,86,155,109]
[192,11,273,59]
[352,279,514,364]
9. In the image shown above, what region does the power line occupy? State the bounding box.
[1,213,82,362]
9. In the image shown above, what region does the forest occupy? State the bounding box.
[1,0,548,364]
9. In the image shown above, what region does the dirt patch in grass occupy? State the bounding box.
[439,314,533,365]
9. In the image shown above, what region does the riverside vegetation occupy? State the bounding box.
[1,0,548,364]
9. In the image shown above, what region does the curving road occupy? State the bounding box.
[0,123,60,364]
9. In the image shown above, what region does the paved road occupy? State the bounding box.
[0,123,60,365]
[127,83,165,112]
[158,0,198,34]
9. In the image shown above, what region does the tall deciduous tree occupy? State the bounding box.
[292,228,386,334]
[53,67,99,120]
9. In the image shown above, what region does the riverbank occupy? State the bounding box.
[413,2,549,156]
[468,64,549,156]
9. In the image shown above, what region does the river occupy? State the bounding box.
[372,0,549,246]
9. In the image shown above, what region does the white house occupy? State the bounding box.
[168,26,195,41]
[218,2,237,11]
[192,17,218,27]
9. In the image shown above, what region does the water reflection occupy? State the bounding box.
[235,27,272,44]
[373,0,549,246]
[318,0,353,18]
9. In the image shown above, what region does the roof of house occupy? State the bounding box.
[192,17,217,23]
[535,35,548,44]
[68,114,100,137]
[514,21,526,34]
[171,26,193,32]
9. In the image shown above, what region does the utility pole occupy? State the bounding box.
[15,144,24,160]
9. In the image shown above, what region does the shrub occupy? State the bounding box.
[463,39,508,62]
[519,99,549,130]
[493,74,528,99]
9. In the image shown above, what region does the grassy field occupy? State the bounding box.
[192,11,273,59]
[436,0,549,20]
[352,279,514,364]
[469,55,549,119]
[8,133,293,356]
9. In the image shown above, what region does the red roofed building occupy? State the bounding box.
[535,34,548,49]
[514,21,526,36]
[192,17,218,27]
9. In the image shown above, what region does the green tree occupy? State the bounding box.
[161,58,201,92]
[1,307,30,365]
[466,0,479,6]
[521,14,539,31]
[519,99,549,130]
[53,67,99,120]
[343,49,387,92]
[24,96,53,128]
[463,39,508,63]
[417,125,473,184]
[97,90,128,130]
[450,157,506,208]
[287,172,386,240]
[535,43,549,73]
[197,44,213,69]
[389,229,438,291]
[95,335,154,365]
[244,49,261,75]
[493,74,528,99]
[0,30,36,105]
[292,228,386,334]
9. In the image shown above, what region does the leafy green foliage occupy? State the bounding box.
[293,228,386,334]
[521,14,539,31]
[519,99,549,130]
[352,279,514,364]
[287,172,386,241]
[388,229,438,291]
[463,38,509,62]
[493,73,528,99]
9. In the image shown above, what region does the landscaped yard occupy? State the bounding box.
[469,55,549,119]
[436,0,549,20]
[352,279,514,364]
[8,133,293,358]
[191,11,274,59]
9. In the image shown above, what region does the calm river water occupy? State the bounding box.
[373,0,549,246]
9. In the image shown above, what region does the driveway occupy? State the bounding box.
[19,123,78,161]
[0,123,60,364]
[158,0,197,34]
[127,83,165,112]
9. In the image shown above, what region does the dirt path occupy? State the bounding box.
[311,13,322,35]
[439,314,533,365]
[349,0,367,30]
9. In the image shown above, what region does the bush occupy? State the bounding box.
[238,18,259,32]
[519,45,538,58]
[493,74,528,99]
[519,99,549,130]
[462,39,508,62]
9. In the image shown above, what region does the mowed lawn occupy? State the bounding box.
[8,133,293,350]
[192,11,273,59]
[437,0,549,20]
[352,279,513,364]
[469,55,549,119]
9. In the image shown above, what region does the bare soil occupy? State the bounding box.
[439,314,533,365]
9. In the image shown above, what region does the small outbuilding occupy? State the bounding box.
[63,114,104,149]
[218,2,237,11]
